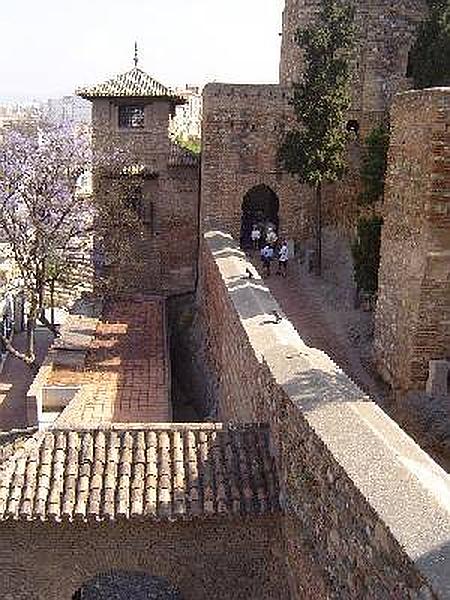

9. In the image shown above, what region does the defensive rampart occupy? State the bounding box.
[197,230,450,599]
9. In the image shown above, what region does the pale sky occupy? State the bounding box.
[0,0,285,100]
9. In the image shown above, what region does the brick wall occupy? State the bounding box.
[195,230,450,599]
[375,88,450,392]
[91,99,199,295]
[0,516,288,600]
[201,83,313,244]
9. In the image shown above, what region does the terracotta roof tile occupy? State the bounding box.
[0,424,279,522]
[77,67,181,101]
[168,142,199,168]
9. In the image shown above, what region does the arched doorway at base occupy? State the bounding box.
[72,571,183,600]
[240,184,280,248]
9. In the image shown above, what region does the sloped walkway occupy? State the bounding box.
[255,260,388,404]
[49,297,170,425]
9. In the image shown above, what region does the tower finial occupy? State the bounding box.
[134,41,138,68]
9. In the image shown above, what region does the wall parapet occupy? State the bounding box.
[199,230,450,598]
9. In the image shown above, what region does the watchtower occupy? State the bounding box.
[77,48,199,294]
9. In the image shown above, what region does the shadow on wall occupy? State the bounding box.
[283,367,371,412]
[72,571,183,600]
[416,540,450,599]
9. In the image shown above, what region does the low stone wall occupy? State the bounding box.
[26,297,102,427]
[0,516,287,600]
[197,230,450,599]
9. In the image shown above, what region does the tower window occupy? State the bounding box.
[119,105,145,129]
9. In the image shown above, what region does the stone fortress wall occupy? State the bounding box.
[280,0,428,134]
[91,98,199,295]
[201,0,428,251]
[375,88,450,392]
[196,230,450,599]
[201,83,313,243]
[0,515,287,599]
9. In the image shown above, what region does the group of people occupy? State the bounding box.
[250,224,289,278]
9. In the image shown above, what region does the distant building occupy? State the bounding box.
[0,102,40,133]
[41,95,91,126]
[170,84,202,141]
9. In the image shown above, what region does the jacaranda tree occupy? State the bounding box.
[279,0,355,275]
[0,122,92,367]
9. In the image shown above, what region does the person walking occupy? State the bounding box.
[266,226,278,247]
[277,240,289,277]
[260,244,274,277]
[250,225,261,251]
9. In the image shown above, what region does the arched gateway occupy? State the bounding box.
[240,185,280,248]
[72,571,183,600]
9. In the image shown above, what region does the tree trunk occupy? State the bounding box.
[50,278,55,327]
[314,182,322,276]
[26,301,38,369]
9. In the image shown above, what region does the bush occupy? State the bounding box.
[359,125,390,206]
[351,217,383,294]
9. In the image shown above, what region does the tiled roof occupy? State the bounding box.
[0,424,279,522]
[77,67,181,101]
[168,142,199,168]
[0,427,38,465]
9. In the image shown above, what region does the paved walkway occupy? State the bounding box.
[0,328,53,430]
[253,256,388,404]
[50,297,170,424]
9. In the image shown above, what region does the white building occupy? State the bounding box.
[170,85,202,141]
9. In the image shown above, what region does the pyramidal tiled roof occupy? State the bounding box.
[0,423,279,522]
[77,67,181,100]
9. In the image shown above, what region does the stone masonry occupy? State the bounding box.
[280,0,428,135]
[375,88,450,392]
[201,0,429,252]
[195,230,450,599]
[201,83,312,244]
[78,66,199,296]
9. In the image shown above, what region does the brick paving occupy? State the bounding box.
[49,297,170,424]
[256,262,385,401]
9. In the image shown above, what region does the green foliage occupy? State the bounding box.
[359,125,390,205]
[351,217,383,294]
[408,0,450,88]
[279,0,355,185]
[176,135,201,156]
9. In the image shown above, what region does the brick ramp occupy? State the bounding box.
[49,297,170,425]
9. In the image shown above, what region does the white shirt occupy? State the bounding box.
[279,245,289,262]
[251,229,261,241]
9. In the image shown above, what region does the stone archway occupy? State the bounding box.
[72,571,183,600]
[240,184,280,248]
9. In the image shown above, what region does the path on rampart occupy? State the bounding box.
[257,262,387,403]
[50,297,170,424]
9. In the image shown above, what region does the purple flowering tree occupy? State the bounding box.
[0,122,92,368]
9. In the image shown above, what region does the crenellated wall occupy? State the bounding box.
[196,229,450,599]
